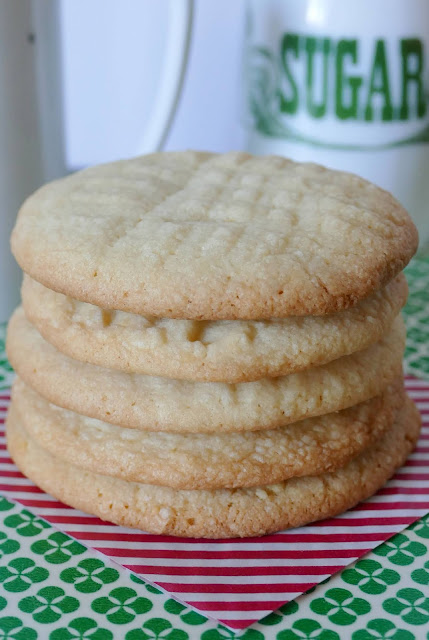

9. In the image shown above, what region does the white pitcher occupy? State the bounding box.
[0,0,193,322]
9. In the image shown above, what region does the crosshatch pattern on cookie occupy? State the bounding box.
[12,152,418,319]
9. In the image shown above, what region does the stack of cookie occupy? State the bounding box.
[6,152,420,538]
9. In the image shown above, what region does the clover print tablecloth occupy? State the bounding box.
[0,256,428,639]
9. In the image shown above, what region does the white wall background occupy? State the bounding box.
[60,0,246,170]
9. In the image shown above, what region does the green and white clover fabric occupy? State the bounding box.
[403,258,429,379]
[0,255,428,639]
[0,496,428,639]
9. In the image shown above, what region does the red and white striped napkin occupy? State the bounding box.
[1,375,428,630]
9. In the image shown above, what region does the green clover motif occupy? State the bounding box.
[126,618,189,640]
[383,588,429,625]
[278,601,300,616]
[0,357,13,373]
[374,534,427,566]
[259,613,287,627]
[0,600,5,613]
[352,618,415,640]
[342,559,400,594]
[407,327,429,344]
[413,286,429,302]
[19,585,79,623]
[260,600,299,626]
[411,559,429,586]
[404,301,425,316]
[163,599,206,626]
[92,587,152,624]
[50,617,113,640]
[0,531,20,559]
[0,616,37,640]
[404,344,419,361]
[303,577,331,596]
[0,498,14,512]
[277,618,340,640]
[0,335,10,359]
[0,558,48,592]
[4,510,49,537]
[0,348,13,389]
[310,588,371,625]
[410,356,429,375]
[129,574,162,595]
[31,531,86,564]
[411,516,429,540]
[60,558,119,593]
[197,627,235,640]
[145,584,162,595]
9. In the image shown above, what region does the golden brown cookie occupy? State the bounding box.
[6,396,420,538]
[7,308,405,433]
[11,152,417,320]
[11,376,404,489]
[21,274,408,382]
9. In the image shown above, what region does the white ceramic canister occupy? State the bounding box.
[243,0,429,248]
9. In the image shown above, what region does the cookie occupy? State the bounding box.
[7,308,405,433]
[12,377,404,490]
[6,396,420,538]
[11,152,417,320]
[21,274,408,382]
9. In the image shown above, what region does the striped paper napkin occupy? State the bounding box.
[0,375,428,630]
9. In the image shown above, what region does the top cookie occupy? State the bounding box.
[11,151,418,319]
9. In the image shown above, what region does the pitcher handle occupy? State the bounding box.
[135,0,194,154]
